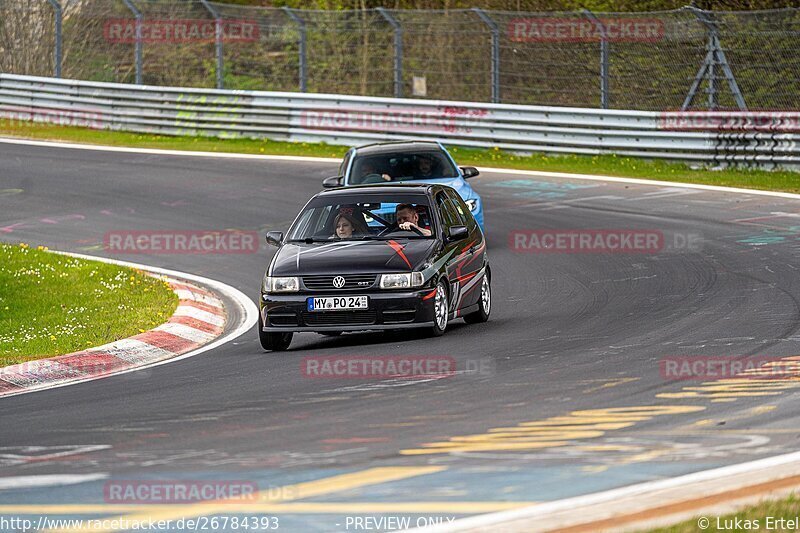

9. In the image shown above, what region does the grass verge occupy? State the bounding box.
[0,120,798,194]
[644,493,800,532]
[0,242,178,367]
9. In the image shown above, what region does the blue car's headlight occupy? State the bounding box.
[465,199,478,212]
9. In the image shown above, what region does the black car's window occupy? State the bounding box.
[435,192,461,230]
[350,151,458,185]
[446,188,477,232]
[287,194,435,241]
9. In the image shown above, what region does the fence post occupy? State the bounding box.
[376,7,402,98]
[46,0,62,78]
[121,0,142,84]
[282,7,307,92]
[200,0,224,89]
[472,8,500,104]
[583,9,609,109]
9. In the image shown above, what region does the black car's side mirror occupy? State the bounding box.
[265,231,284,247]
[448,226,469,241]
[323,176,344,188]
[460,166,480,179]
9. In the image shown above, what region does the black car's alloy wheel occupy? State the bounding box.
[464,274,491,324]
[430,280,449,337]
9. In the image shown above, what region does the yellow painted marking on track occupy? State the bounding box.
[581,465,609,473]
[47,467,445,532]
[400,405,705,455]
[581,377,639,394]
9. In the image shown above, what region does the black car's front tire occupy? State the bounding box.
[463,274,491,324]
[259,314,293,351]
[429,280,449,337]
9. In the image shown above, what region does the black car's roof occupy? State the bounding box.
[353,141,443,157]
[317,183,436,198]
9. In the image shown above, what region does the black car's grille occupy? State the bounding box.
[302,274,377,291]
[302,310,377,326]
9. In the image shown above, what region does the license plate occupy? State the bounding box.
[307,295,368,311]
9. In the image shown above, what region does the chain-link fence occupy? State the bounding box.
[1,1,798,111]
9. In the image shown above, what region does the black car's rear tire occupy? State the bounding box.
[259,314,293,351]
[429,280,449,337]
[463,274,491,324]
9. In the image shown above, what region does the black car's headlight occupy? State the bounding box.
[379,272,424,289]
[465,199,478,212]
[263,276,299,293]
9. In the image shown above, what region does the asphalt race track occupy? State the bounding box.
[1,141,800,532]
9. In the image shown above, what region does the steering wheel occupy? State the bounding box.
[378,223,424,237]
[360,173,385,184]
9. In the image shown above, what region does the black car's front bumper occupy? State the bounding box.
[260,289,436,332]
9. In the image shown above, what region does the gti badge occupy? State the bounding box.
[332,276,346,289]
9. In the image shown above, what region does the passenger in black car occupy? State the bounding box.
[333,210,368,239]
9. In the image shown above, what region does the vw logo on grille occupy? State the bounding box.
[332,276,346,289]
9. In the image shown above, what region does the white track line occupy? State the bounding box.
[0,251,258,398]
[0,474,108,491]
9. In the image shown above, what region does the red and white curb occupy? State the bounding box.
[0,252,258,398]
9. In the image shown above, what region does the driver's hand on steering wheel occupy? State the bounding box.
[381,173,392,181]
[398,222,414,231]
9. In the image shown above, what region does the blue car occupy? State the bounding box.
[323,141,484,230]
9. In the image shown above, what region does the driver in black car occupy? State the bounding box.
[395,203,432,237]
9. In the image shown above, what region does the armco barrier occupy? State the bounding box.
[0,74,798,169]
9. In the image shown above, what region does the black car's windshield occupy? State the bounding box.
[286,194,435,241]
[349,151,458,185]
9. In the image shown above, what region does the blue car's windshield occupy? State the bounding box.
[349,151,458,185]
[287,195,435,241]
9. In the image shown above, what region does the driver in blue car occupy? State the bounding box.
[359,160,392,183]
[395,203,432,237]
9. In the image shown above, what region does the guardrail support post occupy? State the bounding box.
[583,9,609,109]
[376,7,403,98]
[682,7,746,111]
[200,0,224,89]
[282,7,307,92]
[46,0,62,78]
[121,0,143,84]
[472,8,500,104]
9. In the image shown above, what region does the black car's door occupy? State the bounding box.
[444,188,486,313]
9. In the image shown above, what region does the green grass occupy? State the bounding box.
[0,243,178,366]
[644,493,800,532]
[1,120,799,194]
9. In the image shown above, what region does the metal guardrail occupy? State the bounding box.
[1,74,798,170]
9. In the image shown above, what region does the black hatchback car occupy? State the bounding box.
[259,184,490,351]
